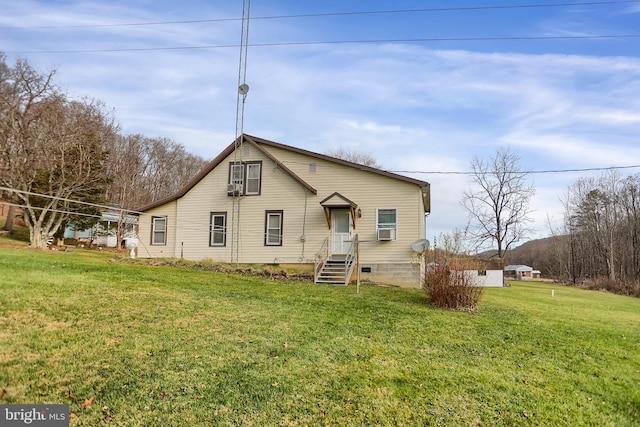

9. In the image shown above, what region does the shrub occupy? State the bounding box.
[580,276,640,298]
[423,260,484,311]
[420,232,485,311]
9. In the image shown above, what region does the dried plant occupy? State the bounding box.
[422,232,484,311]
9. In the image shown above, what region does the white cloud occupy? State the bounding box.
[3,0,639,244]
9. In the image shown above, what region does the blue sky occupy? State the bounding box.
[2,0,640,246]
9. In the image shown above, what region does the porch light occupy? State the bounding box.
[357,208,362,218]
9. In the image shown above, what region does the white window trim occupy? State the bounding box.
[151,216,167,245]
[265,211,283,246]
[210,212,227,247]
[245,163,261,195]
[228,161,262,196]
[230,163,244,194]
[376,208,398,241]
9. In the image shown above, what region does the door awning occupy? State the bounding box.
[319,192,358,228]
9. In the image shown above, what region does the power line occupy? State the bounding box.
[0,186,143,215]
[2,1,637,30]
[0,201,105,220]
[8,34,640,55]
[388,164,640,175]
[3,164,639,222]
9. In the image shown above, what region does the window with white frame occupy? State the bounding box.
[376,208,397,240]
[246,163,261,195]
[210,212,226,246]
[228,161,262,195]
[151,216,167,245]
[229,162,244,188]
[265,210,283,246]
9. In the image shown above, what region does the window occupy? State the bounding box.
[376,208,397,240]
[246,163,261,195]
[377,208,397,228]
[265,210,283,246]
[151,216,167,245]
[210,212,226,246]
[229,163,244,188]
[228,161,262,195]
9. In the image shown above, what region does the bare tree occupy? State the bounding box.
[620,174,640,282]
[461,147,535,259]
[104,134,208,210]
[326,147,382,169]
[1,53,208,247]
[0,53,17,232]
[0,55,118,247]
[564,171,639,284]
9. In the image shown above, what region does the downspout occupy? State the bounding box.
[301,189,308,260]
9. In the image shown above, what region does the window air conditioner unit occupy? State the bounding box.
[377,228,394,241]
[227,183,243,196]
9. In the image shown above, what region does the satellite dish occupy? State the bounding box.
[411,239,430,253]
[238,83,249,95]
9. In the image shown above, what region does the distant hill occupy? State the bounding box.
[476,236,564,276]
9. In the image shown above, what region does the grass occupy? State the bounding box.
[0,240,638,426]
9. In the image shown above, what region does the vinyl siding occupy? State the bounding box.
[138,143,427,267]
[137,201,178,258]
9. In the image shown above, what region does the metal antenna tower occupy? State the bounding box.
[230,0,251,264]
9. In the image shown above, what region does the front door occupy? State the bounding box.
[331,210,352,254]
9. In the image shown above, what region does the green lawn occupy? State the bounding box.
[1,244,638,426]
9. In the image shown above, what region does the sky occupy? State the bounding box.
[2,0,640,247]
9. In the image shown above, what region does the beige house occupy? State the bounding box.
[136,134,431,287]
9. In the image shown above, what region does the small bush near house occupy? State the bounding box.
[422,232,484,311]
[423,261,484,311]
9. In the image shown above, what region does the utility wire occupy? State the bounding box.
[3,163,639,217]
[2,1,637,30]
[388,164,640,175]
[0,201,103,219]
[0,186,143,215]
[281,160,640,175]
[9,34,640,55]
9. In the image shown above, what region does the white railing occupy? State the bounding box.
[315,235,359,286]
[314,237,329,283]
[343,234,358,286]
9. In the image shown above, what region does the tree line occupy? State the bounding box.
[558,171,640,294]
[0,53,208,247]
[506,171,640,296]
[458,148,638,296]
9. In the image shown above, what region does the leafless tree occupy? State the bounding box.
[1,53,208,247]
[104,134,208,210]
[102,134,207,246]
[461,147,535,260]
[0,55,117,247]
[564,171,640,286]
[620,174,640,281]
[326,147,382,169]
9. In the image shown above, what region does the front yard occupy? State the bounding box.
[1,242,638,425]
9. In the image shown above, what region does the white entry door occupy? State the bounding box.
[331,210,352,254]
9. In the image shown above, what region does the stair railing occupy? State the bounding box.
[314,237,329,283]
[343,234,358,285]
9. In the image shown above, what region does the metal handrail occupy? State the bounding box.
[343,234,358,285]
[314,237,329,283]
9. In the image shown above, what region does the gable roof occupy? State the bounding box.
[137,134,431,212]
[319,192,357,208]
